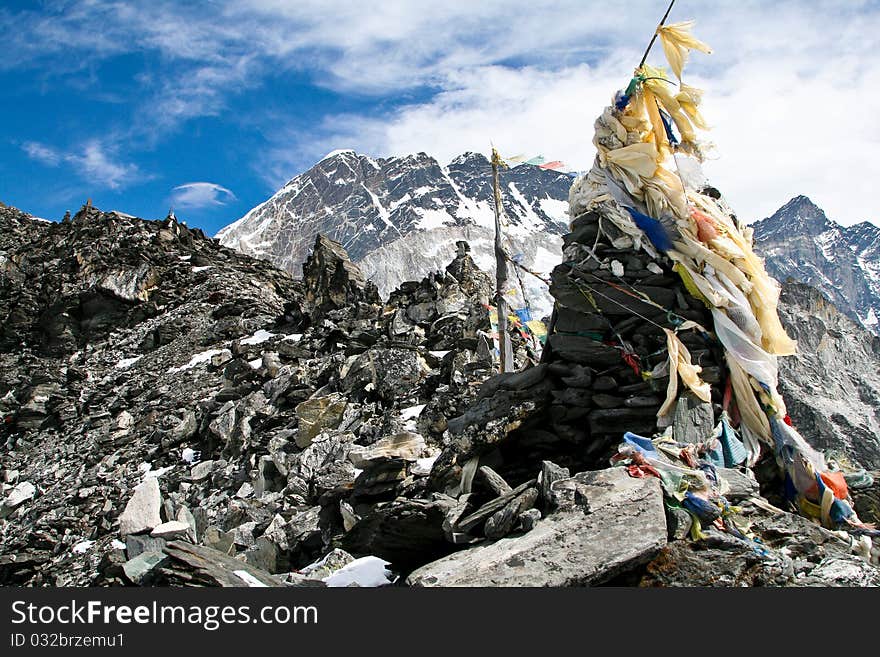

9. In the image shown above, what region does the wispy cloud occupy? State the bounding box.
[171,182,237,209]
[5,1,880,223]
[21,139,142,190]
[21,141,61,166]
[76,141,141,190]
[249,2,880,224]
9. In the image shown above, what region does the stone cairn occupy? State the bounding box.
[544,201,725,456]
[429,194,726,489]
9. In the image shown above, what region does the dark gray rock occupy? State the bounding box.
[122,551,168,585]
[340,497,454,569]
[672,393,715,445]
[125,534,167,559]
[776,282,880,469]
[665,507,693,541]
[484,487,538,539]
[301,235,380,316]
[717,468,760,503]
[545,335,622,367]
[538,460,570,506]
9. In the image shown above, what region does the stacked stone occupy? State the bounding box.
[542,206,725,462]
[430,202,729,493]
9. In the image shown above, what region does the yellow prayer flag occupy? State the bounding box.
[656,20,712,81]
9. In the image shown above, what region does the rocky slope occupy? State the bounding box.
[217,150,571,316]
[0,201,522,585]
[1,201,878,587]
[753,196,880,332]
[777,281,880,469]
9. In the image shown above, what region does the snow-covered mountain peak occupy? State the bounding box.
[217,150,574,316]
[753,197,880,332]
[449,151,490,167]
[320,148,357,161]
[758,195,832,239]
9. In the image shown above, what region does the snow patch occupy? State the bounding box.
[167,349,225,373]
[363,185,401,236]
[400,404,426,431]
[324,556,394,587]
[400,405,426,421]
[321,149,356,161]
[240,329,276,345]
[140,462,174,479]
[233,570,268,587]
[538,197,570,224]
[115,355,142,370]
[181,448,201,464]
[816,230,840,263]
[72,540,94,554]
[416,207,453,231]
[531,246,560,278]
[412,454,439,476]
[506,182,544,234]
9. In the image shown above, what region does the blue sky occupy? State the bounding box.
[2,0,879,235]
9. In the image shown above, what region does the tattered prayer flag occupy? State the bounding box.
[526,320,548,344]
[539,160,566,171]
[515,308,533,323]
[504,154,569,171]
[656,20,712,81]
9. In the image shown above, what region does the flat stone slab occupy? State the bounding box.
[150,520,191,539]
[348,432,426,468]
[0,481,36,518]
[407,468,666,587]
[118,477,162,537]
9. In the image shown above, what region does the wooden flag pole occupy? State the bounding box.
[491,147,514,373]
[637,0,677,69]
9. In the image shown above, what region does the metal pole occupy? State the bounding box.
[491,148,514,373]
[637,0,677,69]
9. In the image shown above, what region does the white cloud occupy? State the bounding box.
[254,2,880,224]
[75,141,141,190]
[6,1,880,223]
[22,141,61,166]
[301,54,880,224]
[171,182,237,209]
[21,139,140,190]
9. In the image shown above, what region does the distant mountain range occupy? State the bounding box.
[217,150,573,317]
[752,195,880,332]
[219,152,879,331]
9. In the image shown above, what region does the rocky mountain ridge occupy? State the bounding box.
[218,150,572,317]
[219,154,879,334]
[753,195,880,332]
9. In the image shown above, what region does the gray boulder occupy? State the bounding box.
[407,468,666,586]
